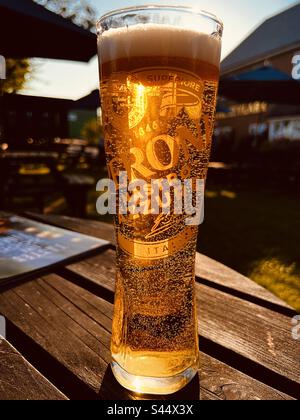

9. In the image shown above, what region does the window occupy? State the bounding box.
[214,126,233,136]
[54,113,60,128]
[249,123,267,136]
[8,110,17,127]
[269,118,300,141]
[41,111,50,129]
[68,112,78,122]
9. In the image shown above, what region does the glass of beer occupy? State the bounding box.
[97,5,223,395]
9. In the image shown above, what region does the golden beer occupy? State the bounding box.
[97,7,222,395]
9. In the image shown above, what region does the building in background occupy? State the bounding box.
[0,0,97,151]
[3,94,71,148]
[216,2,300,145]
[268,105,300,142]
[1,90,99,149]
[69,89,100,139]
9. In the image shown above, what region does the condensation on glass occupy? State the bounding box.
[97,5,223,395]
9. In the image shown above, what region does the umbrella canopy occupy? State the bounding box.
[0,0,96,61]
[219,66,300,104]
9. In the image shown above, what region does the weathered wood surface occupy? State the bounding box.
[0,213,297,400]
[64,249,116,296]
[62,256,300,384]
[199,353,293,401]
[65,253,299,388]
[0,275,293,400]
[195,253,293,311]
[0,338,67,400]
[196,284,299,386]
[28,213,293,312]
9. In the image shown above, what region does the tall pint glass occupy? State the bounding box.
[97,5,223,395]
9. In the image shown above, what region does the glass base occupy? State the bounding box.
[111,361,198,395]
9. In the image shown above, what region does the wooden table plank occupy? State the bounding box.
[63,249,116,296]
[0,274,294,400]
[64,249,293,317]
[48,276,295,400]
[199,353,293,400]
[29,213,293,313]
[0,280,109,395]
[196,283,300,387]
[195,253,293,312]
[6,213,295,399]
[0,338,67,400]
[62,250,299,390]
[64,249,116,294]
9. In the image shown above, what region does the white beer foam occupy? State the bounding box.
[99,24,221,67]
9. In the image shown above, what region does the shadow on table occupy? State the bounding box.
[98,365,200,400]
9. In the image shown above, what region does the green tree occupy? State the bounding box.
[81,118,104,146]
[3,0,96,93]
[2,59,32,94]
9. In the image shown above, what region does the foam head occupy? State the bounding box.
[99,24,221,68]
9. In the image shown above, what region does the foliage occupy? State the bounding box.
[35,0,96,31]
[3,0,96,93]
[199,188,300,312]
[1,59,31,94]
[81,118,104,145]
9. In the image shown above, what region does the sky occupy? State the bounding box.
[22,0,298,100]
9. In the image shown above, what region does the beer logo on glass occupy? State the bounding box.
[101,67,211,259]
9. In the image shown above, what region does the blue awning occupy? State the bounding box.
[219,65,300,104]
[224,66,293,81]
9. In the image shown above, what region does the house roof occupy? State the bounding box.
[3,93,73,110]
[221,3,300,74]
[4,91,101,112]
[74,90,100,110]
[218,79,300,104]
[0,0,96,61]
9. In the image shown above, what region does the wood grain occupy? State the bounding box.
[2,213,294,400]
[28,213,292,312]
[64,249,116,295]
[0,280,109,394]
[196,283,300,386]
[0,338,67,400]
[64,251,299,388]
[195,253,293,311]
[0,275,294,400]
[199,353,293,401]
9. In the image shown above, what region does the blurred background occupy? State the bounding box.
[0,0,299,312]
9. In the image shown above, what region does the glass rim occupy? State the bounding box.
[97,4,223,31]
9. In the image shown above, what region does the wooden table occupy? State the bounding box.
[0,214,299,401]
